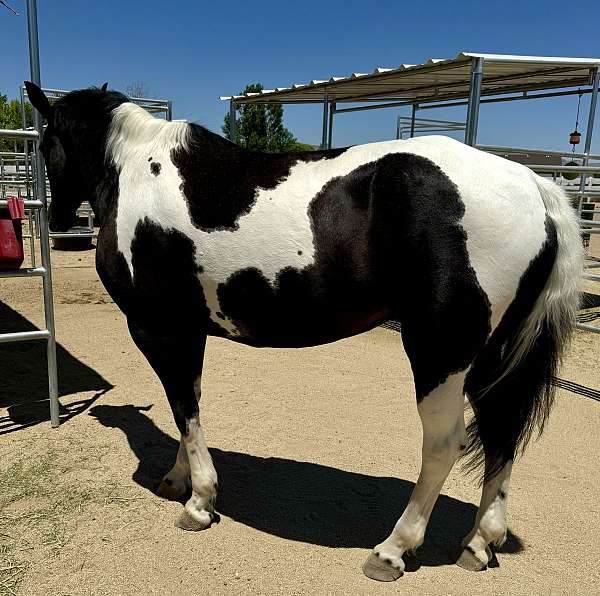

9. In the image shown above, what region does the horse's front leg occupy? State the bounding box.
[128,320,217,530]
[157,435,191,499]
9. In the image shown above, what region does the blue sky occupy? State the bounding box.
[1,0,599,150]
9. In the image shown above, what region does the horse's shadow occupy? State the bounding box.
[89,404,523,568]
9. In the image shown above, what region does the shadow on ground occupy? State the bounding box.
[90,403,524,567]
[0,300,113,434]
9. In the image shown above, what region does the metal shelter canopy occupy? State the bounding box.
[220,52,600,150]
[221,52,600,105]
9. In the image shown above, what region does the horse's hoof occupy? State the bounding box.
[362,552,404,582]
[456,547,488,571]
[174,508,213,531]
[157,478,188,501]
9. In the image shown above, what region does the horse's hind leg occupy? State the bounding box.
[457,460,512,571]
[363,372,467,581]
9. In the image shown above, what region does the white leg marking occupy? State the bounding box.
[157,436,191,499]
[363,373,467,581]
[458,461,513,570]
[175,376,218,531]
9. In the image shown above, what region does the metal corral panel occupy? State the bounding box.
[220,52,600,105]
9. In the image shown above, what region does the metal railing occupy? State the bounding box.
[528,161,600,334]
[0,127,59,425]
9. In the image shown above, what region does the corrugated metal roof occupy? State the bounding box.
[220,52,600,105]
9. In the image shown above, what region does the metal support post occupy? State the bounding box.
[26,0,60,428]
[19,84,36,265]
[166,100,173,121]
[320,90,329,149]
[465,57,484,146]
[579,68,599,198]
[327,101,335,149]
[229,100,237,144]
[410,104,417,138]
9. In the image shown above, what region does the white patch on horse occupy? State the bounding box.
[109,108,547,337]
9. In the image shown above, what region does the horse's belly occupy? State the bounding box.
[201,265,389,347]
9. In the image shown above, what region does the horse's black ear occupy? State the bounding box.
[24,81,52,120]
[100,82,108,92]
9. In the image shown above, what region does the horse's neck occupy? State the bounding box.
[80,103,187,226]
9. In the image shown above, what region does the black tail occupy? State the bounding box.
[463,218,567,481]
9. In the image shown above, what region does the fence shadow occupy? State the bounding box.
[90,404,524,568]
[0,300,113,434]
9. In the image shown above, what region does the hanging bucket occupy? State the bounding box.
[0,197,25,270]
[563,160,580,182]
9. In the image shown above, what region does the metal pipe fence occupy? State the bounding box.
[0,126,60,423]
[525,161,600,334]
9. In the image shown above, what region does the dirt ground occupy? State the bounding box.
[1,237,599,596]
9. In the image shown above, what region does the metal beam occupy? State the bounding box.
[419,87,594,111]
[327,101,335,149]
[477,143,600,160]
[320,90,329,149]
[26,0,60,428]
[410,104,417,138]
[0,330,51,344]
[229,100,237,144]
[0,128,38,140]
[579,68,599,195]
[465,57,484,146]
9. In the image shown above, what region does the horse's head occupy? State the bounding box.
[25,82,126,231]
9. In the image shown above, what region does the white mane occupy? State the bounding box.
[106,102,189,168]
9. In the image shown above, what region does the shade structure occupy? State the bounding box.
[220,52,600,106]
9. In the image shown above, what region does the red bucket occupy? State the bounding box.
[0,197,25,270]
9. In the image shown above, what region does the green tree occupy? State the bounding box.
[222,83,305,153]
[0,94,33,152]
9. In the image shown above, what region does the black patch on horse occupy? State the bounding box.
[172,125,348,232]
[150,161,161,176]
[216,153,490,363]
[369,153,491,400]
[216,160,390,347]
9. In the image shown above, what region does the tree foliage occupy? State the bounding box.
[0,94,33,151]
[222,83,306,152]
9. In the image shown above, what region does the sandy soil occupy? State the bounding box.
[1,238,599,596]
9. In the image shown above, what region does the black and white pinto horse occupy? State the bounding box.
[26,82,583,581]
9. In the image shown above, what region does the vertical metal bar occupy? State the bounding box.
[28,209,36,266]
[26,0,60,428]
[410,104,418,138]
[327,101,335,149]
[229,100,237,144]
[20,85,27,129]
[579,68,599,194]
[320,90,329,149]
[166,100,173,122]
[396,115,401,139]
[465,57,484,146]
[20,85,33,205]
